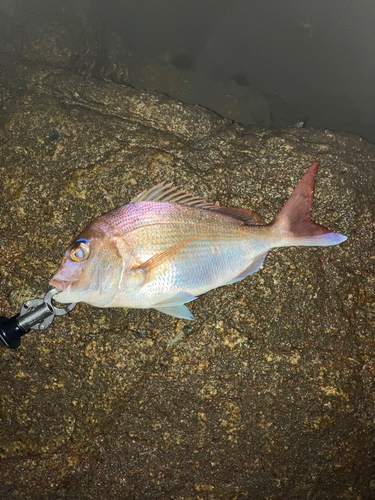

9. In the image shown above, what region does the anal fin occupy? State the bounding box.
[225,252,268,285]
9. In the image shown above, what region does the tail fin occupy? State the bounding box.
[271,162,347,247]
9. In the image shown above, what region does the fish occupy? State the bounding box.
[50,162,347,320]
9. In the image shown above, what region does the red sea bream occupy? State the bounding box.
[50,162,347,320]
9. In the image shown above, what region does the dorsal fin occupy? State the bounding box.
[206,206,262,225]
[130,181,214,208]
[130,182,261,225]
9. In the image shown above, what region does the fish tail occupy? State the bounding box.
[270,162,347,247]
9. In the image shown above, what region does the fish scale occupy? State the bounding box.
[112,212,253,308]
[50,163,347,320]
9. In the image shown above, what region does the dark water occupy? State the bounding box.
[2,0,375,142]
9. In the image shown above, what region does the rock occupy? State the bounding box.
[131,58,192,103]
[0,59,374,500]
[127,57,271,126]
[22,23,76,68]
[186,72,271,126]
[20,20,271,127]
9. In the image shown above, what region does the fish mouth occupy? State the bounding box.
[49,277,72,292]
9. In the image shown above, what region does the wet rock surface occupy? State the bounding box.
[0,10,272,128]
[0,59,374,500]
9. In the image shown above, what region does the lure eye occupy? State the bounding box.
[70,241,90,262]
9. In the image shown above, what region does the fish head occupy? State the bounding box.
[49,226,123,306]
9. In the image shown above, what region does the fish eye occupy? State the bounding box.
[70,241,90,262]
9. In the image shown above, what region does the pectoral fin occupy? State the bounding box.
[133,236,198,284]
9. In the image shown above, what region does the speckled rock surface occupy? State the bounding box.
[0,62,374,500]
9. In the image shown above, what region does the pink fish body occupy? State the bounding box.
[50,163,347,319]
